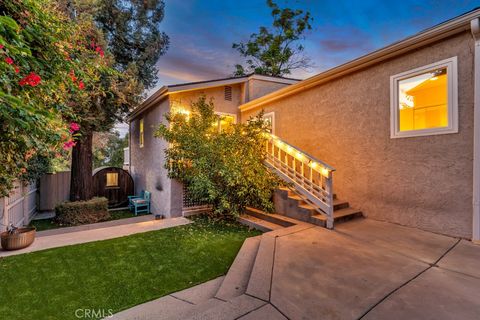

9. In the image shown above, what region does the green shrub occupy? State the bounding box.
[155,96,281,217]
[54,197,110,226]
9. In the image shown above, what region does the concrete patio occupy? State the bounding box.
[111,218,480,320]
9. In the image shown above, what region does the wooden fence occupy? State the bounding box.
[39,171,71,211]
[0,181,38,232]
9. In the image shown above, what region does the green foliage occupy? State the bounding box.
[0,0,80,195]
[54,197,110,226]
[156,96,281,217]
[232,0,313,76]
[93,131,129,169]
[95,0,169,89]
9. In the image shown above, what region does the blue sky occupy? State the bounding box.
[153,0,477,88]
[116,0,477,136]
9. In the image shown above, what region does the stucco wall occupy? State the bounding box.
[242,32,475,238]
[169,84,242,119]
[130,97,183,218]
[247,79,291,102]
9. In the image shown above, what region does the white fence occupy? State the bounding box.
[0,181,38,232]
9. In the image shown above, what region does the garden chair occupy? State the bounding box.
[128,191,144,210]
[130,191,151,215]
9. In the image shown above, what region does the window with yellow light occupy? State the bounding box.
[391,57,458,138]
[398,67,448,131]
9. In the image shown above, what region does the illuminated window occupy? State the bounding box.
[106,173,118,187]
[214,112,236,132]
[390,57,458,138]
[139,118,144,148]
[263,112,275,134]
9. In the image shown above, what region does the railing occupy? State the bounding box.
[264,134,335,229]
[1,180,38,232]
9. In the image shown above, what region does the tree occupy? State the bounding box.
[232,0,313,77]
[95,0,169,89]
[155,96,281,217]
[93,131,128,168]
[68,0,169,201]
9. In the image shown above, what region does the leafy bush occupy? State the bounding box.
[54,197,110,226]
[155,96,281,217]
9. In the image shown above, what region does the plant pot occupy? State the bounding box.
[1,227,36,251]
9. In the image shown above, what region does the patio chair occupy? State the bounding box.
[128,191,144,210]
[130,191,151,216]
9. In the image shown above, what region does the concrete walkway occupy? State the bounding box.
[111,218,480,320]
[0,216,191,258]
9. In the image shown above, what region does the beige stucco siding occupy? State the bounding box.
[169,84,242,119]
[242,32,474,238]
[130,97,183,218]
[247,79,291,102]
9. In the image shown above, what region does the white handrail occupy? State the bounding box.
[264,134,335,229]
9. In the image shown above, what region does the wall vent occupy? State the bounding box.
[224,86,232,101]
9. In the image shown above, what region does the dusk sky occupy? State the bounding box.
[154,0,477,87]
[117,0,478,135]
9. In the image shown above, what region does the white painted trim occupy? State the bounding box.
[239,8,480,112]
[248,74,299,85]
[471,18,480,242]
[263,112,276,134]
[389,57,458,138]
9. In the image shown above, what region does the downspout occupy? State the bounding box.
[471,18,480,243]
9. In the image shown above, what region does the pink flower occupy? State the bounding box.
[95,46,104,57]
[63,140,76,150]
[5,57,13,65]
[69,122,80,132]
[14,66,19,73]
[19,72,41,87]
[78,81,85,90]
[0,44,4,49]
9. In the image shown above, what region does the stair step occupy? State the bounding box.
[310,207,363,226]
[245,207,296,227]
[333,199,350,210]
[238,214,284,232]
[215,236,261,301]
[183,295,265,320]
[246,234,275,301]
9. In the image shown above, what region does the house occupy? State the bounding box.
[240,8,480,241]
[127,74,299,217]
[128,8,480,242]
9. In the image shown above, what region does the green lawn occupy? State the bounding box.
[30,210,147,231]
[0,216,260,320]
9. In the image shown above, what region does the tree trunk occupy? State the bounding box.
[70,131,93,201]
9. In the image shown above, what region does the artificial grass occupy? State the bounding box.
[0,216,261,320]
[29,210,147,231]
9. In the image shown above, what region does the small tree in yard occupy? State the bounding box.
[155,96,281,217]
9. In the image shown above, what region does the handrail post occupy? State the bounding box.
[326,171,334,229]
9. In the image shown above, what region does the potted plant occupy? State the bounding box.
[0,224,36,251]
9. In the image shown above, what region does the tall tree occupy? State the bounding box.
[93,131,128,169]
[232,0,313,77]
[95,0,170,89]
[68,0,169,201]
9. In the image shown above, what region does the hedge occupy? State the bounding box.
[54,197,110,226]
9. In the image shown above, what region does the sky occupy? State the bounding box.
[115,0,478,136]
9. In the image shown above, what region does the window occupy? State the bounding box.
[263,112,275,134]
[106,173,118,187]
[390,57,458,138]
[224,86,232,101]
[214,112,236,132]
[139,118,144,147]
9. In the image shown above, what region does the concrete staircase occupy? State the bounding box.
[274,187,363,227]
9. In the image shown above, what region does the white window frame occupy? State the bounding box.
[390,56,458,138]
[263,112,275,134]
[214,112,237,132]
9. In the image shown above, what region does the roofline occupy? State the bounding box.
[239,8,480,112]
[128,74,301,121]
